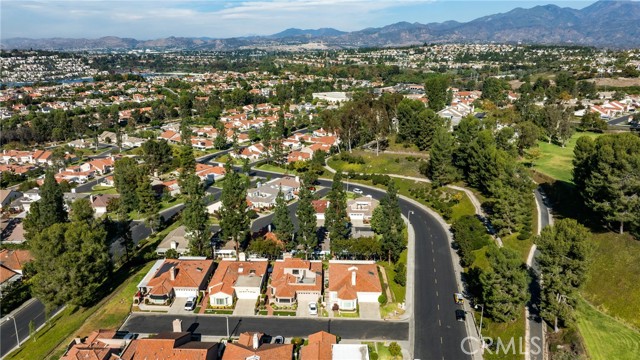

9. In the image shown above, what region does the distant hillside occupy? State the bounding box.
[2,1,639,50]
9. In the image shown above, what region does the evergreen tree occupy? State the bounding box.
[24,171,66,238]
[296,186,318,259]
[272,190,294,243]
[480,246,530,322]
[220,163,250,256]
[181,174,210,257]
[137,178,161,233]
[425,74,451,112]
[69,198,94,224]
[573,133,640,233]
[30,221,111,311]
[116,201,134,263]
[326,171,349,247]
[114,157,142,212]
[427,125,458,186]
[376,181,405,264]
[536,219,594,331]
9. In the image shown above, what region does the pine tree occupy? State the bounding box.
[326,171,349,246]
[296,186,318,259]
[181,174,210,257]
[427,125,457,186]
[480,246,530,322]
[536,219,594,331]
[24,170,66,238]
[272,190,294,243]
[220,163,250,256]
[137,179,160,233]
[114,157,142,212]
[69,198,94,224]
[377,181,405,264]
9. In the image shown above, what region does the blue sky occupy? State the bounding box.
[1,0,596,39]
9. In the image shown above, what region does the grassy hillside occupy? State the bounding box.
[530,132,601,183]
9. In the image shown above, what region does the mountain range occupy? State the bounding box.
[2,1,640,51]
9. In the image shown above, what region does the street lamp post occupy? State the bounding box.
[6,315,20,347]
[475,304,485,348]
[407,210,414,223]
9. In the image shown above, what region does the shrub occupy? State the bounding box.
[394,263,407,286]
[378,293,388,305]
[388,342,402,357]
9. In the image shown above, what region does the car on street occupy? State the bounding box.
[273,336,285,344]
[454,292,464,305]
[455,309,466,322]
[184,297,196,311]
[308,302,318,316]
[352,188,363,195]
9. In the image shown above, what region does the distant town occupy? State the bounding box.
[1,41,639,360]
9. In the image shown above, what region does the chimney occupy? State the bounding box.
[170,266,176,281]
[252,333,259,350]
[239,252,246,262]
[74,338,82,345]
[351,271,356,286]
[171,241,178,250]
[172,319,182,332]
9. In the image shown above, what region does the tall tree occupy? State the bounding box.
[69,198,94,224]
[114,157,142,212]
[480,246,530,322]
[326,171,350,246]
[181,174,210,256]
[219,163,250,256]
[137,178,161,233]
[374,181,405,264]
[536,219,593,331]
[573,133,640,233]
[30,222,111,311]
[272,190,294,244]
[296,186,318,259]
[425,74,451,112]
[427,125,458,186]
[24,170,66,238]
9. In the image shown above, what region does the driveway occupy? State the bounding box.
[359,302,381,320]
[296,300,317,318]
[168,297,192,314]
[233,299,256,316]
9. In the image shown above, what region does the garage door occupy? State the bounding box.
[297,292,320,301]
[236,289,259,299]
[174,288,198,298]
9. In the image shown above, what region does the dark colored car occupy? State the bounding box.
[456,309,466,322]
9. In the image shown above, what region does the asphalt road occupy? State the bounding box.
[529,187,553,360]
[607,114,632,126]
[0,299,57,358]
[259,170,470,359]
[121,314,408,341]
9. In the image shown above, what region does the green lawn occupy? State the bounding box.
[377,250,407,303]
[256,164,287,174]
[480,307,527,360]
[501,233,533,263]
[90,186,118,195]
[575,297,640,360]
[530,132,602,183]
[328,150,427,178]
[385,134,423,154]
[582,232,640,330]
[6,262,154,360]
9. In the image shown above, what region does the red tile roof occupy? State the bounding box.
[222,332,293,360]
[328,263,382,300]
[208,260,268,296]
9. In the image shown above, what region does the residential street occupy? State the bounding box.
[0,299,62,358]
[121,314,409,341]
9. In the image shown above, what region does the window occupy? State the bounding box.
[215,298,227,306]
[292,269,299,275]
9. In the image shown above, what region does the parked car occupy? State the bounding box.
[455,309,466,322]
[352,188,363,195]
[273,336,285,344]
[184,297,196,311]
[308,302,318,316]
[453,293,464,305]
